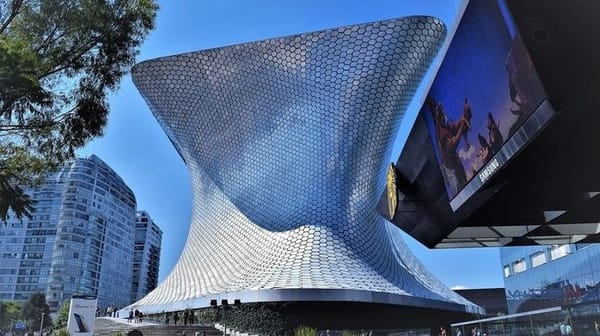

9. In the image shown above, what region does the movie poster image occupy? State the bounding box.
[424,0,546,200]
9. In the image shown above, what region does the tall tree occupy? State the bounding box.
[0,0,158,220]
[21,292,52,330]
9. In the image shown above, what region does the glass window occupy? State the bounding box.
[503,265,512,277]
[513,259,526,273]
[550,244,571,260]
[531,251,547,267]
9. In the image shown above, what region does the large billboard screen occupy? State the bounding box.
[423,0,547,204]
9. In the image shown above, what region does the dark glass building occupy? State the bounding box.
[501,244,600,314]
[452,244,600,336]
[384,0,600,250]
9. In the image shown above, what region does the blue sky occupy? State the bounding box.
[78,0,504,289]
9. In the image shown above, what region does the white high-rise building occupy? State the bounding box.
[0,155,161,312]
[132,211,162,303]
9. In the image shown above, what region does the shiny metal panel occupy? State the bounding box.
[131,16,482,315]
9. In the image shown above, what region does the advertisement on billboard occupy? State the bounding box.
[423,0,546,202]
[67,295,97,335]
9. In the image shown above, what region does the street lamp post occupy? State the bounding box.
[40,312,45,335]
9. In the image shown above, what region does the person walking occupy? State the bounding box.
[183,310,189,325]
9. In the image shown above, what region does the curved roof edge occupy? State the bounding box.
[133,15,446,70]
[123,288,484,316]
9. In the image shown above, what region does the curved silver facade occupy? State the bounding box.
[131,16,482,315]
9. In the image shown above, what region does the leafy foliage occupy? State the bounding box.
[294,326,317,336]
[196,308,217,323]
[0,0,158,220]
[52,328,71,336]
[0,300,22,330]
[54,299,70,327]
[222,303,291,336]
[21,292,52,330]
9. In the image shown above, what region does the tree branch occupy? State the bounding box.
[35,24,64,54]
[0,0,24,34]
[37,40,97,80]
[0,123,51,132]
[0,104,74,134]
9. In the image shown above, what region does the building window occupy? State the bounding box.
[503,265,511,277]
[513,259,526,274]
[550,244,571,260]
[531,251,547,267]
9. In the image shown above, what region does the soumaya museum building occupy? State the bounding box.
[126,0,600,330]
[130,15,482,328]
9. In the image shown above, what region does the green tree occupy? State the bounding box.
[54,299,70,327]
[52,328,71,336]
[21,292,52,330]
[0,300,23,330]
[0,0,158,221]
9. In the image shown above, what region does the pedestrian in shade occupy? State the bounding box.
[183,310,189,325]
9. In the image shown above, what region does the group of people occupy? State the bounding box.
[127,308,144,323]
[165,310,196,325]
